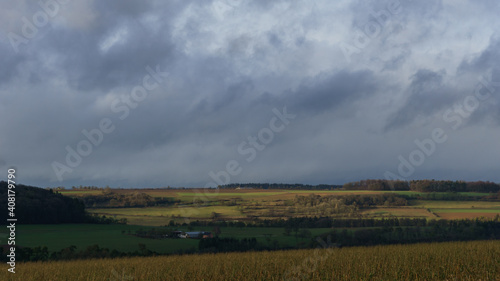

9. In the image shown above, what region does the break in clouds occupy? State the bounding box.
[1,0,500,188]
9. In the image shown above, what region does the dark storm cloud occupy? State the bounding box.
[32,3,179,92]
[0,42,25,83]
[457,35,500,126]
[384,69,457,130]
[289,70,378,114]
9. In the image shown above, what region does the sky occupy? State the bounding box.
[1,0,499,188]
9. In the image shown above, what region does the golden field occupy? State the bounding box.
[2,240,499,281]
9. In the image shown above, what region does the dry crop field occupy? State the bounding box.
[2,240,499,281]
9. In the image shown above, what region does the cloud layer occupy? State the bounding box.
[1,0,499,188]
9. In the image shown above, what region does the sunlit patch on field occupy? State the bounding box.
[361,207,434,218]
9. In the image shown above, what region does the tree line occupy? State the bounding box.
[0,181,86,224]
[220,183,342,190]
[0,181,127,224]
[77,191,178,208]
[2,243,160,262]
[172,215,500,229]
[343,179,500,193]
[273,193,408,217]
[292,193,408,208]
[315,218,500,247]
[222,180,500,192]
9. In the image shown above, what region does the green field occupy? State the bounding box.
[407,200,500,219]
[361,207,435,218]
[60,188,494,201]
[172,190,496,204]
[91,206,244,218]
[88,205,246,225]
[411,200,500,209]
[2,224,330,254]
[11,224,197,253]
[432,208,500,213]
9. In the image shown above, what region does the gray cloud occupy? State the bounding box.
[456,36,500,126]
[384,69,458,130]
[290,70,378,114]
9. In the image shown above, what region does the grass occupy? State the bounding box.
[62,188,494,201]
[2,240,498,281]
[411,200,500,209]
[90,206,244,218]
[408,200,500,219]
[8,224,197,254]
[108,215,176,226]
[361,207,434,218]
[177,192,286,197]
[88,205,245,225]
[2,224,330,254]
[432,208,500,213]
[58,188,496,205]
[457,192,495,196]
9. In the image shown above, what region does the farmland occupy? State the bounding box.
[6,187,491,259]
[57,188,500,226]
[59,188,495,200]
[2,240,498,281]
[4,186,496,258]
[1,182,500,280]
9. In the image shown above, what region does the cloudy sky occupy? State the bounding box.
[1,0,499,188]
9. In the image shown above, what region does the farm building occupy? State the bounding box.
[180,231,213,239]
